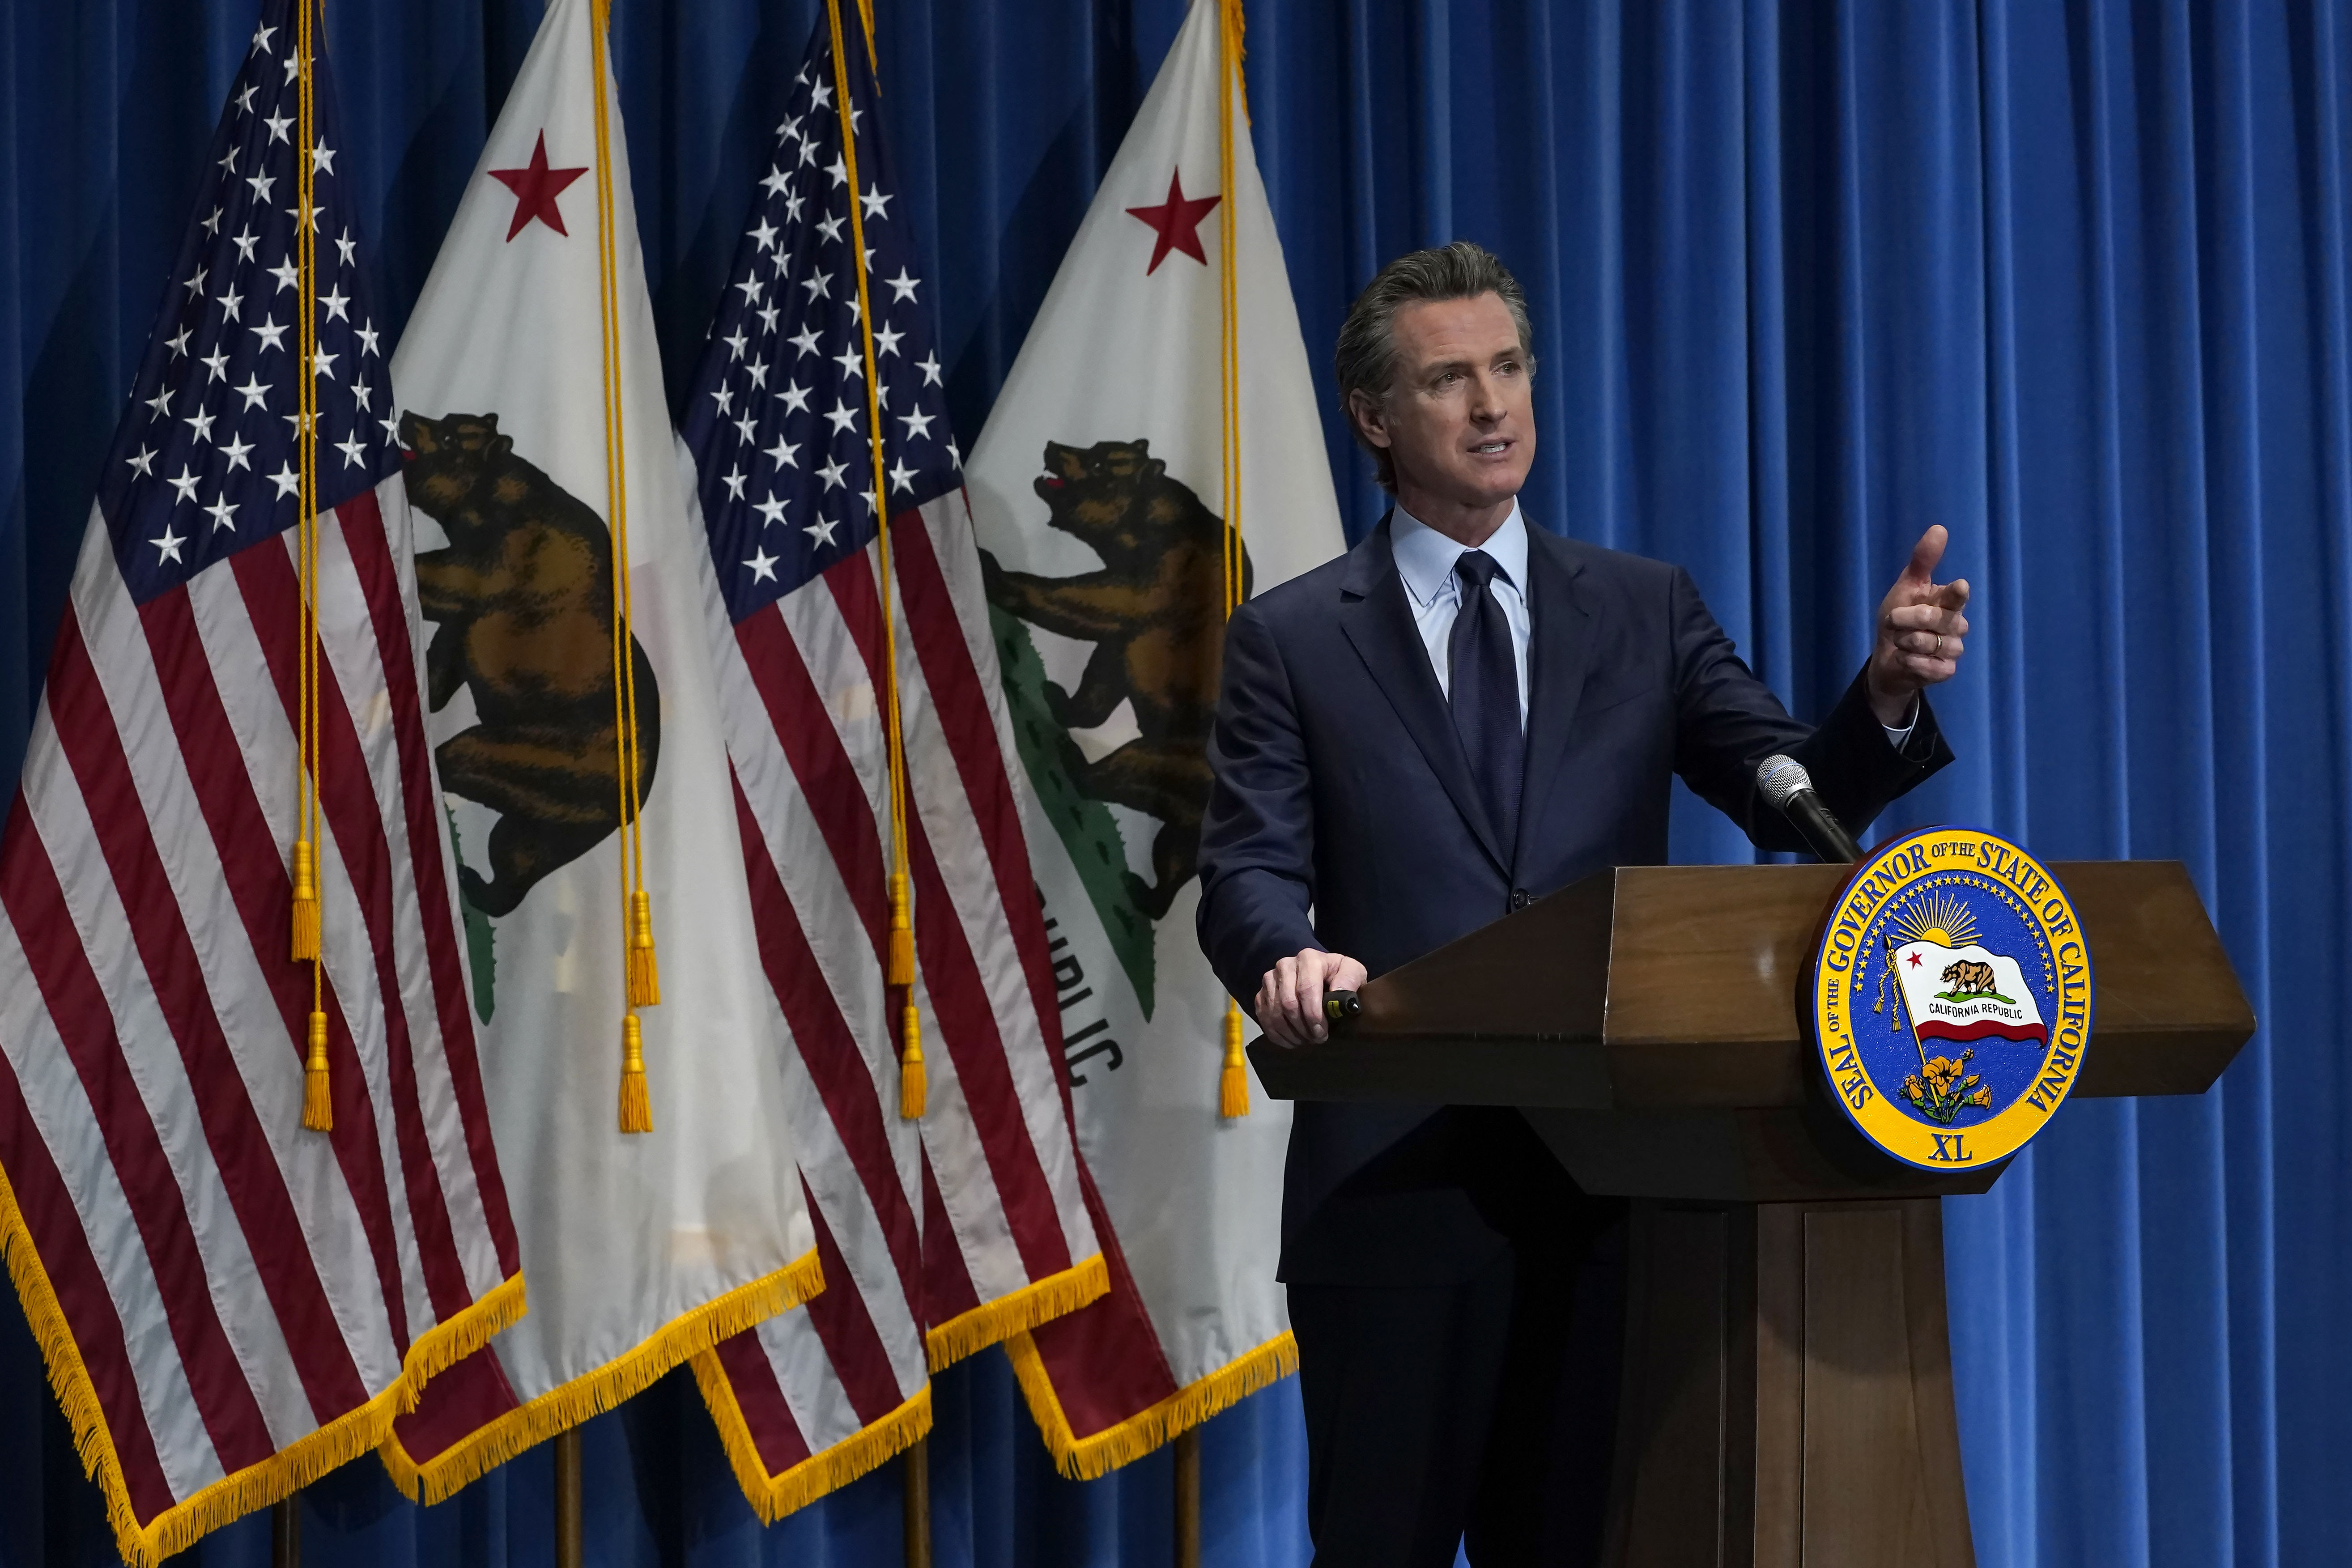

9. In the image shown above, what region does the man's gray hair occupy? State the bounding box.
[1333,241,1537,493]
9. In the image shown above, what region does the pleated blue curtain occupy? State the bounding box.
[3,3,2348,1566]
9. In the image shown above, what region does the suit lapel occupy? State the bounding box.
[1336,516,1510,873]
[1511,526,1598,873]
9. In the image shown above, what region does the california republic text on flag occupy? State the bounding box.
[0,3,523,1559]
[681,4,1105,1516]
[966,0,1345,1474]
[378,0,818,1499]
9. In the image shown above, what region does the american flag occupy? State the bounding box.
[680,13,1104,1513]
[0,2,521,1559]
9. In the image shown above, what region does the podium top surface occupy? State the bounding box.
[1251,860,2253,1112]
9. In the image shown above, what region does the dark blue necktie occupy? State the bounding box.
[1447,549,1523,857]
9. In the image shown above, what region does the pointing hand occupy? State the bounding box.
[1868,526,1969,729]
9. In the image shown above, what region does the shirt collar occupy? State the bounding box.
[1390,499,1531,608]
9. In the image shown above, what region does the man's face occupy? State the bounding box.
[1352,293,1535,518]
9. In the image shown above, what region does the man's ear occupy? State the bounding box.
[1347,388,1391,451]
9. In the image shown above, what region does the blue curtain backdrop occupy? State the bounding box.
[3,1,2348,1564]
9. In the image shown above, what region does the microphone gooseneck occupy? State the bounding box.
[1756,754,1864,864]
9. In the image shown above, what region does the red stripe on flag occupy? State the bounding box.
[730,773,923,1306]
[732,607,888,953]
[890,509,1066,1062]
[919,1150,980,1329]
[902,807,1071,1279]
[0,780,280,1473]
[1914,1019,2049,1045]
[336,489,519,1278]
[824,548,1071,1275]
[709,1329,812,1477]
[51,605,374,1423]
[1017,1168,1180,1441]
[138,586,413,1364]
[797,1185,907,1426]
[388,1339,521,1464]
[230,537,476,1328]
[0,977,178,1523]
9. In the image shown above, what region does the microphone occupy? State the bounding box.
[1756,755,1863,864]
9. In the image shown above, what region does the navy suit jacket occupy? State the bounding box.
[1195,516,1952,1286]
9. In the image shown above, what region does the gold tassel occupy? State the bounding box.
[619,1014,653,1134]
[898,1003,926,1119]
[626,888,660,1007]
[302,1009,332,1131]
[887,871,914,986]
[1219,1001,1249,1118]
[290,839,320,960]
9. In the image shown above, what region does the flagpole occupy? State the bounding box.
[1174,1428,1201,1568]
[272,1497,300,1568]
[902,1435,931,1568]
[555,1428,584,1568]
[1889,936,1934,1074]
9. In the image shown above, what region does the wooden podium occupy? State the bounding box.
[1249,862,2253,1568]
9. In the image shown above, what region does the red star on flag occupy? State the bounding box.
[1906,950,1925,967]
[1126,169,1222,275]
[488,131,589,242]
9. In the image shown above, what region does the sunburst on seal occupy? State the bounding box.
[1889,889,1978,950]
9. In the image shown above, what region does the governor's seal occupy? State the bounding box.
[1808,826,2091,1171]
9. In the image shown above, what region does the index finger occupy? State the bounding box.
[1934,577,1970,609]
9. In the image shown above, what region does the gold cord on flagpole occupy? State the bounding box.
[293,0,332,1133]
[590,0,655,1132]
[827,0,925,1121]
[853,0,879,85]
[1216,0,1251,1121]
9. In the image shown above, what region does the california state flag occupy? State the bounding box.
[1893,942,2049,1048]
[376,0,817,1496]
[965,0,1343,1473]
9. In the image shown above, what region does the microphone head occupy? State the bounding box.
[1756,754,1815,809]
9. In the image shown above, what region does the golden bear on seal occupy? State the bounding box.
[404,411,659,918]
[1939,958,1999,997]
[981,438,1247,922]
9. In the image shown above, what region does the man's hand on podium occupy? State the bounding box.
[1255,948,1370,1046]
[1867,524,1972,729]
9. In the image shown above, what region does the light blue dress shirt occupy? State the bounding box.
[1388,502,1915,749]
[1390,501,1534,728]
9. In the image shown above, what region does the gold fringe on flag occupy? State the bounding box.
[1005,1327,1297,1481]
[923,1252,1109,1371]
[1,1126,529,1566]
[693,1367,930,1524]
[826,0,925,1116]
[381,1251,823,1505]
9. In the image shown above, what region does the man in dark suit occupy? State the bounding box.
[1195,242,1970,1565]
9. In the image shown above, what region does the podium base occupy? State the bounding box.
[1603,1198,1976,1568]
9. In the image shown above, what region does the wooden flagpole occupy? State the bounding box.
[272,1497,300,1568]
[1174,1428,1202,1568]
[555,1428,585,1568]
[902,1436,931,1568]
